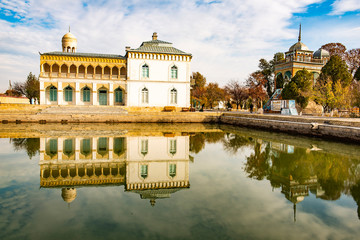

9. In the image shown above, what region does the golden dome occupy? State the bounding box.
[289,41,309,52]
[62,29,77,53]
[61,187,77,203]
[62,32,77,40]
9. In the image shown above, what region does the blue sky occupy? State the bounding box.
[0,0,359,91]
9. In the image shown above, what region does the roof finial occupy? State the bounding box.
[152,32,158,40]
[69,25,71,32]
[298,23,301,42]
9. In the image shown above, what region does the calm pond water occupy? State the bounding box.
[0,124,359,240]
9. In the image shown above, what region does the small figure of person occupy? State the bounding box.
[250,103,254,113]
[200,103,205,112]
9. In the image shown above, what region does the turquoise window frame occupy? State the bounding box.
[115,88,123,103]
[64,86,73,102]
[83,87,90,102]
[49,86,57,102]
[142,64,149,78]
[171,66,178,79]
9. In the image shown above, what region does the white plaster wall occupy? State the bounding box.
[127,136,189,161]
[127,81,189,107]
[127,161,189,184]
[127,55,191,107]
[126,136,190,184]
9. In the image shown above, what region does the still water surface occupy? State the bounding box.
[0,124,359,240]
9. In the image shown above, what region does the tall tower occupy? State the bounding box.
[62,27,77,53]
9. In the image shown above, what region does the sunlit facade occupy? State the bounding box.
[39,31,192,108]
[274,25,330,88]
[39,134,190,205]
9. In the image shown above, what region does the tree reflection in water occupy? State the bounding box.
[193,131,360,220]
[10,138,40,159]
[10,133,360,220]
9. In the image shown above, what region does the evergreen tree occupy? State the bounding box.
[282,69,313,109]
[354,66,360,81]
[320,55,352,88]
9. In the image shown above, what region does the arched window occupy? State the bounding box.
[63,139,74,157]
[70,64,76,74]
[97,137,108,157]
[171,65,178,79]
[142,64,149,78]
[81,138,91,157]
[115,88,123,103]
[46,139,57,157]
[169,164,176,178]
[141,139,148,156]
[170,88,177,104]
[140,165,148,179]
[64,86,73,102]
[61,64,68,74]
[120,67,126,76]
[169,139,176,155]
[49,86,57,102]
[43,63,50,73]
[141,87,149,104]
[114,137,125,156]
[82,86,90,102]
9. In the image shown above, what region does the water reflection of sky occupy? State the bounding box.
[0,132,359,240]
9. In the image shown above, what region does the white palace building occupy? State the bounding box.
[39,31,192,108]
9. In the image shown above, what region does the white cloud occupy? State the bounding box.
[330,0,360,15]
[0,0,335,92]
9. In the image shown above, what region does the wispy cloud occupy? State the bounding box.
[330,0,360,15]
[0,0,355,92]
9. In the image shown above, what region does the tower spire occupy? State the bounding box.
[69,25,70,32]
[298,23,301,42]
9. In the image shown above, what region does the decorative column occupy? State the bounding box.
[58,137,63,161]
[108,137,113,159]
[109,83,114,106]
[57,82,63,105]
[40,81,46,105]
[40,138,45,162]
[75,82,80,105]
[92,137,97,160]
[75,138,80,161]
[92,83,97,105]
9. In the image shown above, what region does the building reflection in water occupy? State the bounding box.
[39,134,190,206]
[263,140,345,222]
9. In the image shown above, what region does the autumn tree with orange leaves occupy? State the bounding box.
[246,72,268,108]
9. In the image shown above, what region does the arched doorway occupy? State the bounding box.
[98,88,108,105]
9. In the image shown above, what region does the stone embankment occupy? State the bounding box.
[1,104,360,142]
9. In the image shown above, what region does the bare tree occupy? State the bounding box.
[225,80,248,109]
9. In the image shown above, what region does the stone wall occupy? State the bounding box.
[0,104,360,143]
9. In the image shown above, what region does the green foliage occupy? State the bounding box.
[11,138,40,159]
[355,66,360,81]
[258,59,274,96]
[314,55,352,111]
[320,55,352,88]
[282,69,313,109]
[204,82,224,108]
[13,72,40,104]
[273,52,285,62]
[275,74,284,89]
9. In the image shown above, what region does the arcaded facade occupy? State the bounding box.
[39,31,192,107]
[274,25,330,88]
